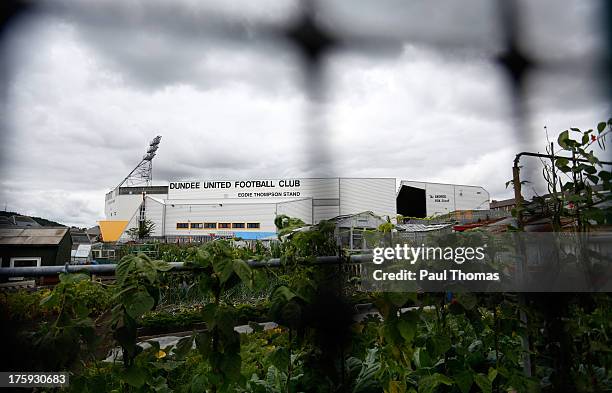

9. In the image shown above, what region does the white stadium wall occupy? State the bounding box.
[276,198,313,225]
[163,202,278,236]
[398,181,490,217]
[105,178,490,241]
[339,178,396,219]
[145,197,165,237]
[105,192,145,221]
[167,178,339,201]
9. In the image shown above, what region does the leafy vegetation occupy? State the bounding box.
[1,123,611,392]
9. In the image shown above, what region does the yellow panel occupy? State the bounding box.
[98,220,129,242]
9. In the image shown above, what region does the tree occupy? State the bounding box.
[126,219,156,240]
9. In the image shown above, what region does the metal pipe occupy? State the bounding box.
[0,254,373,278]
[513,151,612,167]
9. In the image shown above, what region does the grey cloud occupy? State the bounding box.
[0,1,609,227]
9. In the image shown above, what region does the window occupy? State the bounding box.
[204,223,217,229]
[232,223,245,229]
[218,223,231,229]
[10,257,41,268]
[190,223,203,229]
[176,223,189,229]
[247,223,260,229]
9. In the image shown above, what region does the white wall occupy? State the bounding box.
[167,178,340,201]
[400,181,490,216]
[276,198,313,224]
[145,197,165,237]
[454,185,490,211]
[313,206,341,222]
[164,202,277,236]
[105,193,142,220]
[105,193,168,221]
[339,178,396,219]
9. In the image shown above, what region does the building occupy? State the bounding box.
[103,178,491,242]
[104,178,397,241]
[332,211,387,250]
[490,198,516,213]
[0,227,72,268]
[396,181,490,218]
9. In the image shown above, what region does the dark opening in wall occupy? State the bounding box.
[396,185,426,218]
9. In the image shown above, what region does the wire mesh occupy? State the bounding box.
[0,0,610,186]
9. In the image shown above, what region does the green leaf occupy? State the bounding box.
[194,248,211,267]
[413,347,432,368]
[453,370,473,393]
[353,348,381,393]
[597,122,606,133]
[213,256,234,284]
[195,331,212,358]
[582,132,589,145]
[488,367,498,382]
[599,171,612,182]
[268,347,290,371]
[122,366,146,388]
[418,373,453,393]
[583,208,605,224]
[124,291,155,319]
[587,174,599,184]
[148,375,169,392]
[397,311,419,343]
[555,157,569,168]
[271,286,297,303]
[232,259,252,286]
[431,334,452,356]
[174,335,194,360]
[214,305,236,335]
[474,373,492,393]
[280,300,302,327]
[40,292,59,308]
[389,380,407,393]
[558,130,570,149]
[154,260,172,272]
[220,352,242,383]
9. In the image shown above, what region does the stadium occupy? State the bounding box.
[101,137,490,242]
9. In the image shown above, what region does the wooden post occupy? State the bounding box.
[512,163,523,229]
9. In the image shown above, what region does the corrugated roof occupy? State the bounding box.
[0,227,69,245]
[396,223,454,232]
[329,211,380,221]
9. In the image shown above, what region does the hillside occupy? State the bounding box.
[0,210,65,227]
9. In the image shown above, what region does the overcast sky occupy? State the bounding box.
[0,0,610,227]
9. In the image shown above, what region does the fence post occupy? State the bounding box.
[512,160,523,229]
